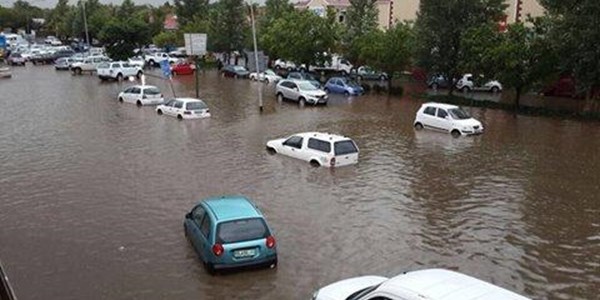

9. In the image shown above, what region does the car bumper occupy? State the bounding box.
[214,254,277,271]
[182,112,211,119]
[461,128,484,135]
[141,98,165,106]
[307,97,328,105]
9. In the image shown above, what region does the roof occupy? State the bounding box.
[175,97,205,103]
[422,102,460,110]
[380,269,530,300]
[297,132,353,142]
[130,85,158,89]
[203,196,262,222]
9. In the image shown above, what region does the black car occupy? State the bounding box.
[427,74,453,89]
[221,65,250,78]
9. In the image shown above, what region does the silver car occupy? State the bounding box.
[275,79,328,106]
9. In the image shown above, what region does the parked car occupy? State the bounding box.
[249,69,282,83]
[273,59,296,71]
[117,85,164,106]
[414,102,484,137]
[350,66,388,81]
[54,57,78,70]
[30,53,56,65]
[275,79,328,106]
[287,71,321,88]
[266,132,359,167]
[97,61,142,81]
[144,52,179,67]
[183,196,277,274]
[312,268,530,300]
[324,77,364,96]
[170,62,195,76]
[7,53,25,66]
[53,49,75,59]
[155,98,211,120]
[127,56,145,69]
[221,65,250,78]
[427,74,453,89]
[71,55,110,74]
[456,73,502,93]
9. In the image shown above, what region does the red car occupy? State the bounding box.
[543,75,600,99]
[171,62,195,76]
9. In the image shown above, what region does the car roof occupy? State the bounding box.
[202,196,262,222]
[294,132,353,142]
[422,102,459,110]
[379,269,530,300]
[128,85,158,89]
[174,97,205,103]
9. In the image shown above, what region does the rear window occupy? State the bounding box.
[186,101,207,110]
[334,140,358,156]
[307,138,331,153]
[217,218,269,244]
[144,87,161,95]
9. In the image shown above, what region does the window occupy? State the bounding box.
[423,106,436,116]
[437,108,448,118]
[186,101,207,110]
[111,63,120,68]
[200,214,210,237]
[122,63,131,68]
[289,73,299,79]
[449,108,471,120]
[174,101,183,109]
[164,99,176,107]
[143,87,161,95]
[334,140,358,156]
[131,87,141,94]
[98,62,110,69]
[123,87,133,93]
[368,297,393,300]
[192,206,205,225]
[216,218,269,244]
[307,138,331,153]
[283,136,303,149]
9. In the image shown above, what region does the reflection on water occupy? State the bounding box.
[0,66,598,300]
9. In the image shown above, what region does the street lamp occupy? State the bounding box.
[248,1,263,111]
[82,0,90,53]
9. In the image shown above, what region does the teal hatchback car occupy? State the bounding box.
[184,196,277,274]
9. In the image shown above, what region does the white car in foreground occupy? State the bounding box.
[249,69,282,83]
[118,85,164,106]
[414,102,484,137]
[156,98,210,120]
[313,269,530,300]
[266,132,359,167]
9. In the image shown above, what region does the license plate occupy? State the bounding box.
[234,249,256,258]
[195,111,204,114]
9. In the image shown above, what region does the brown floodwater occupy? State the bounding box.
[0,66,598,300]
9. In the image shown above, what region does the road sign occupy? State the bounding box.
[160,60,171,78]
[184,33,207,56]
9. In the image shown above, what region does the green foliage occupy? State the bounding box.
[99,17,150,60]
[153,31,181,48]
[0,0,46,32]
[260,0,293,29]
[208,0,248,53]
[174,0,209,26]
[346,0,378,37]
[415,0,507,92]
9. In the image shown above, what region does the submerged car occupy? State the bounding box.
[7,53,26,66]
[275,79,328,106]
[324,77,364,96]
[156,98,210,120]
[184,196,277,274]
[456,73,502,93]
[287,71,321,88]
[249,69,282,83]
[312,268,530,300]
[350,66,388,81]
[118,85,164,106]
[414,102,484,137]
[266,132,359,167]
[221,65,250,78]
[171,62,195,75]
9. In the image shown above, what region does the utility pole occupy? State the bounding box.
[249,3,263,112]
[82,0,90,53]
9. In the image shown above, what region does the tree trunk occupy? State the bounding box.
[515,87,522,110]
[387,78,392,94]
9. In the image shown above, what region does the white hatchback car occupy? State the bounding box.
[275,80,328,106]
[414,102,484,137]
[118,85,164,106]
[155,98,210,120]
[266,132,359,167]
[249,69,282,83]
[313,268,530,300]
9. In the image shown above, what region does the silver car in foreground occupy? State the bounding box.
[275,79,328,106]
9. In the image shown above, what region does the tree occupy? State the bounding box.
[46,0,71,39]
[344,0,378,64]
[99,17,150,60]
[414,0,506,94]
[461,18,557,108]
[153,31,181,48]
[118,0,136,19]
[209,0,248,57]
[356,23,414,90]
[260,0,294,29]
[174,0,209,26]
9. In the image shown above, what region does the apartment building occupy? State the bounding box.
[294,0,395,29]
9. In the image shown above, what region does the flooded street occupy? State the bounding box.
[0,66,598,300]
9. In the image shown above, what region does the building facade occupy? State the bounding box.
[294,0,394,30]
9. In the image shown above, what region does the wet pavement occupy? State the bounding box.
[0,65,599,300]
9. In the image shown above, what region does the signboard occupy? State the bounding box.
[0,36,6,59]
[160,60,171,78]
[244,50,268,72]
[184,33,207,56]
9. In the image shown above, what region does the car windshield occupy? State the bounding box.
[186,101,207,110]
[346,283,382,300]
[144,87,161,95]
[97,63,109,68]
[298,81,318,91]
[448,108,471,120]
[233,66,246,71]
[217,218,269,244]
[334,140,358,156]
[304,73,316,80]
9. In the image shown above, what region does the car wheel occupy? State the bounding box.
[344,91,350,97]
[451,130,461,138]
[461,86,471,93]
[177,114,183,120]
[357,75,362,81]
[491,86,500,93]
[431,83,439,90]
[265,78,269,84]
[136,100,142,107]
[157,109,163,115]
[117,73,123,81]
[414,123,424,130]
[118,97,124,103]
[277,93,284,103]
[149,60,155,67]
[204,262,217,275]
[269,257,278,269]
[75,68,82,75]
[310,160,321,167]
[379,75,387,81]
[137,71,143,79]
[298,97,306,107]
[341,70,348,76]
[234,74,239,79]
[266,146,276,154]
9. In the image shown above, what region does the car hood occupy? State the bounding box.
[266,138,285,149]
[454,118,483,127]
[303,90,327,97]
[314,276,388,300]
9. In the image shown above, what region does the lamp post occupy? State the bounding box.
[249,2,263,111]
[82,0,90,52]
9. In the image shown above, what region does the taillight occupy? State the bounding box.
[266,236,276,248]
[212,244,224,256]
[184,111,192,115]
[330,157,336,167]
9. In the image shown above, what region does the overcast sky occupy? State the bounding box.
[0,0,269,9]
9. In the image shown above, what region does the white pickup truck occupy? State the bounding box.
[310,55,353,75]
[71,55,111,74]
[144,52,179,67]
[97,61,143,81]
